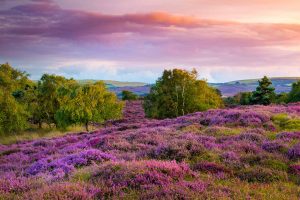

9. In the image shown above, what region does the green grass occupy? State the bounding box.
[0,124,99,145]
[271,113,300,131]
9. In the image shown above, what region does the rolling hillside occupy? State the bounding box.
[91,77,300,97]
[211,77,300,97]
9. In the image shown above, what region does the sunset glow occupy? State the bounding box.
[1,0,300,82]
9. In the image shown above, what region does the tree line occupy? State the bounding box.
[224,76,300,107]
[0,63,123,135]
[1,64,300,135]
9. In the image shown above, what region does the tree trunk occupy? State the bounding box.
[38,122,42,129]
[85,122,89,132]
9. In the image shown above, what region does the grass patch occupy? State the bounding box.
[0,124,99,145]
[271,113,300,131]
[213,178,300,200]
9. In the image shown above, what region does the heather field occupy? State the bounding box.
[1,101,300,199]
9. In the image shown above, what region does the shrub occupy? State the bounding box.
[262,141,287,153]
[287,143,300,160]
[272,114,300,131]
[277,131,300,140]
[121,90,139,100]
[289,164,300,177]
[89,160,202,197]
[262,159,288,171]
[24,182,100,200]
[192,161,229,174]
[26,149,115,178]
[148,143,190,162]
[236,167,287,183]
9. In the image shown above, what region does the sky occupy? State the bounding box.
[1,0,300,83]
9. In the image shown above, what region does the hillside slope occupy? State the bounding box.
[211,77,300,97]
[0,101,300,199]
[98,77,300,97]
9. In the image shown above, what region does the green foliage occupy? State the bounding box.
[55,81,123,131]
[251,76,276,105]
[0,63,32,134]
[0,91,28,135]
[121,90,138,100]
[240,92,253,105]
[33,74,77,127]
[224,92,253,107]
[144,68,223,119]
[262,159,288,171]
[236,167,287,183]
[275,92,288,104]
[0,64,124,134]
[271,113,300,131]
[288,80,300,103]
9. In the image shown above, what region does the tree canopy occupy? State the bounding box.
[55,81,123,131]
[0,63,124,134]
[121,90,138,100]
[251,76,276,105]
[288,81,300,103]
[0,63,32,134]
[144,68,223,119]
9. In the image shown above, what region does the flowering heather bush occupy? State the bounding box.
[262,141,287,153]
[221,151,240,162]
[0,101,300,199]
[192,161,229,174]
[87,160,207,198]
[26,149,115,179]
[287,143,300,160]
[201,109,270,127]
[236,167,288,183]
[290,164,300,177]
[24,182,100,200]
[277,131,300,140]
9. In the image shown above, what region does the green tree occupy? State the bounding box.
[275,93,288,104]
[34,74,76,127]
[251,76,275,105]
[240,92,252,105]
[121,90,138,100]
[55,81,123,131]
[288,81,300,103]
[144,68,223,119]
[0,63,31,134]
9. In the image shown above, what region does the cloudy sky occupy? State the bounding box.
[1,0,300,83]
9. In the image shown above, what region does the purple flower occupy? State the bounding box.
[287,143,300,160]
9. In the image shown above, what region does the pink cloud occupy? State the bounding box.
[1,1,300,82]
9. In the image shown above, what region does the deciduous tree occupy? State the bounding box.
[144,69,223,119]
[55,82,123,131]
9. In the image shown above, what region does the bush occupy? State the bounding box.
[24,182,100,200]
[192,161,229,174]
[121,90,138,100]
[287,143,300,160]
[288,81,300,103]
[262,141,287,153]
[271,114,300,131]
[236,167,287,183]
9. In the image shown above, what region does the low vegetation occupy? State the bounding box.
[0,101,300,199]
[1,64,300,199]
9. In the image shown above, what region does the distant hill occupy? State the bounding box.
[78,80,147,87]
[211,77,300,97]
[77,77,300,97]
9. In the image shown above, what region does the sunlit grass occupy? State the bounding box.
[0,124,99,145]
